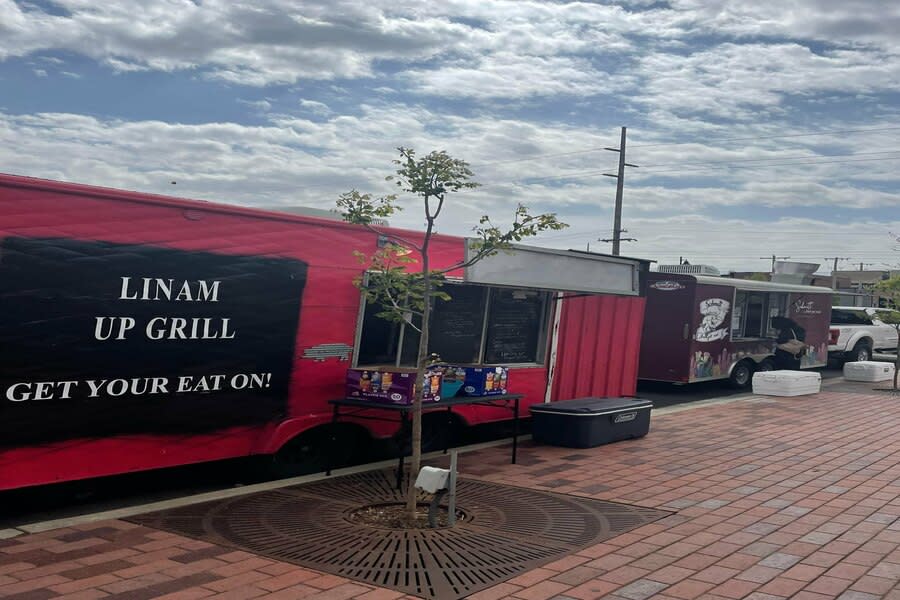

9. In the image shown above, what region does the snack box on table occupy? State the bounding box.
[345,368,442,405]
[458,366,509,396]
[843,361,895,383]
[752,370,821,397]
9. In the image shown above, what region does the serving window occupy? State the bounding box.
[731,290,788,339]
[355,282,551,367]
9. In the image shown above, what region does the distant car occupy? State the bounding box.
[829,306,899,363]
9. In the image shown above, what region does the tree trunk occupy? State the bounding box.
[407,221,433,520]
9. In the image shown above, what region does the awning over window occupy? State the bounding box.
[463,240,649,296]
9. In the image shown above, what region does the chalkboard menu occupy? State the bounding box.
[429,285,487,363]
[484,290,546,364]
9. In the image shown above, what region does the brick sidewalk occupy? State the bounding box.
[4,386,900,599]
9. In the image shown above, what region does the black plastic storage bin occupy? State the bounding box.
[529,397,652,448]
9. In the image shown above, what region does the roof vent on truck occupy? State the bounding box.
[655,264,720,276]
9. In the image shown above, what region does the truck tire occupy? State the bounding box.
[846,341,872,363]
[758,358,777,372]
[269,426,363,479]
[728,360,754,389]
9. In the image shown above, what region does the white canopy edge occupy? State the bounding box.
[463,240,644,296]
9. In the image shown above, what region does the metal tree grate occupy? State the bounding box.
[128,471,669,599]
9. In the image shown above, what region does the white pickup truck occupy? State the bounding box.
[829,306,898,362]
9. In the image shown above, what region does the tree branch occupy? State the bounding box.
[359,222,423,253]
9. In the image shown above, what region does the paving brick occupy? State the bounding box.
[804,575,853,595]
[615,578,669,600]
[757,575,807,597]
[301,583,374,599]
[511,579,571,600]
[0,574,71,596]
[465,582,524,600]
[203,584,268,600]
[563,578,622,600]
[153,589,217,600]
[49,573,120,594]
[849,575,895,596]
[352,589,406,600]
[256,568,321,591]
[202,569,270,592]
[549,566,607,586]
[663,578,717,599]
[710,578,761,599]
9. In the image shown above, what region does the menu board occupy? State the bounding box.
[429,285,487,363]
[484,290,545,363]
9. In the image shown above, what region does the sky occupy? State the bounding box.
[2,0,900,274]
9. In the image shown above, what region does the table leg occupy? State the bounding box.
[396,410,409,490]
[444,406,452,455]
[512,397,519,465]
[326,403,339,476]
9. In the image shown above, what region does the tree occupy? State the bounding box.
[337,147,568,522]
[874,277,900,391]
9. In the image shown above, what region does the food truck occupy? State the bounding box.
[639,272,832,388]
[0,173,648,490]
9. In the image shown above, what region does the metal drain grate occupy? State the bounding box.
[128,471,669,599]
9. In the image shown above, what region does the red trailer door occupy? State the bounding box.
[551,294,646,400]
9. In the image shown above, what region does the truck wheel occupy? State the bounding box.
[758,358,777,372]
[269,427,361,479]
[846,342,872,363]
[728,360,754,389]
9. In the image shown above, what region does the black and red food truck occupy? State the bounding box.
[0,173,649,490]
[639,272,832,388]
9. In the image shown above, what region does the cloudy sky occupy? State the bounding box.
[3,0,900,273]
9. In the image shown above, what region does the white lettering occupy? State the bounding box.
[86,379,106,397]
[177,376,194,393]
[154,278,173,301]
[106,379,129,397]
[33,382,54,401]
[96,317,135,340]
[58,381,78,399]
[119,277,138,300]
[230,374,249,390]
[149,377,169,394]
[197,280,220,302]
[6,382,31,401]
[146,317,166,340]
[220,318,236,340]
[118,278,222,302]
[175,281,193,301]
[168,317,188,339]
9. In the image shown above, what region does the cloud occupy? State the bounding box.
[299,99,331,116]
[237,98,272,112]
[0,0,474,85]
[631,43,900,121]
[403,53,623,100]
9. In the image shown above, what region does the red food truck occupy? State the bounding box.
[639,272,832,388]
[0,174,648,491]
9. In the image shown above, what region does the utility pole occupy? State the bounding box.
[759,255,791,273]
[825,257,850,290]
[601,127,638,255]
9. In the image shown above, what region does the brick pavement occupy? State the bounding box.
[4,385,900,599]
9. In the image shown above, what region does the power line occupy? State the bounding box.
[473,125,900,168]
[630,125,900,148]
[493,154,900,187]
[637,149,900,171]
